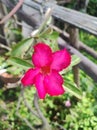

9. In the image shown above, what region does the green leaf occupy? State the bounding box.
[11,38,33,57]
[64,78,82,99]
[41,30,59,51]
[11,28,22,35]
[71,55,81,67]
[9,57,33,69]
[40,27,53,36]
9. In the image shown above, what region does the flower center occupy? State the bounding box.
[41,66,50,75]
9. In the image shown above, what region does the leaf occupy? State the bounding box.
[40,27,53,36]
[9,57,33,69]
[11,38,33,57]
[71,55,81,67]
[64,79,82,99]
[41,30,59,51]
[11,28,22,35]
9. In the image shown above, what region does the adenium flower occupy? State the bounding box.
[21,43,71,99]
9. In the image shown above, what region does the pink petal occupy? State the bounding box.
[35,73,46,99]
[21,68,40,86]
[32,43,52,67]
[44,71,65,96]
[51,49,71,71]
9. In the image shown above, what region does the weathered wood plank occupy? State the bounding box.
[24,0,97,36]
[1,0,97,36]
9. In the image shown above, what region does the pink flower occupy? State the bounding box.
[65,100,71,107]
[21,43,71,99]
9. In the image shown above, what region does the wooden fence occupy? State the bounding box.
[0,0,97,83]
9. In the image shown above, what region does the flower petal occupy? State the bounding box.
[35,73,46,99]
[32,43,52,67]
[21,68,40,86]
[44,71,65,96]
[51,49,71,71]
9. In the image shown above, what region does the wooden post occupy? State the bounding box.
[68,26,80,87]
[0,3,6,45]
[67,0,89,87]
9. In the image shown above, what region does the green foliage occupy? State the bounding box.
[64,95,97,130]
[61,55,82,99]
[70,55,81,67]
[42,71,97,130]
[64,78,82,99]
[39,28,59,51]
[87,0,97,16]
[11,38,33,57]
[64,0,97,17]
[0,3,97,129]
[64,0,75,8]
[0,56,7,69]
[0,87,41,130]
[79,31,97,64]
[80,31,97,51]
[9,57,33,69]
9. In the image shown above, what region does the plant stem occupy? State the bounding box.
[34,92,51,130]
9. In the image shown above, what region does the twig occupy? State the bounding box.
[3,82,20,91]
[16,20,33,30]
[0,0,24,24]
[16,89,22,112]
[16,112,35,130]
[34,92,51,130]
[1,0,39,28]
[21,86,40,119]
[52,122,67,130]
[0,34,6,40]
[31,7,53,37]
[49,24,69,37]
[16,86,36,130]
[0,43,11,51]
[38,7,53,33]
